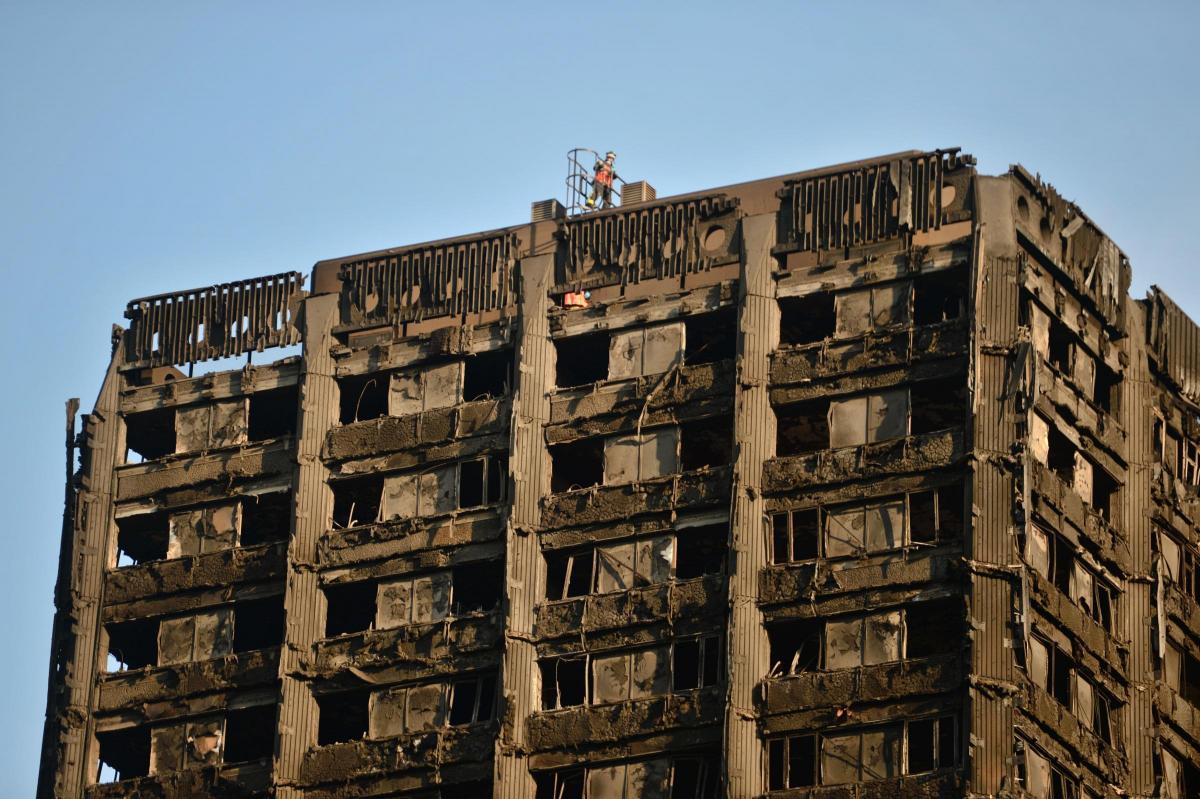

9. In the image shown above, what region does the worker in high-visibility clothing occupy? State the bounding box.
[586,151,618,209]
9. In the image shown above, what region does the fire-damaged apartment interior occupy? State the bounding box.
[36,147,1200,798]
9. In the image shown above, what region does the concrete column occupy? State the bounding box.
[968,176,1021,793]
[495,253,554,797]
[38,354,123,799]
[274,292,338,797]
[724,213,777,797]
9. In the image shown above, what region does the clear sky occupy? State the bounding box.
[1,1,1196,792]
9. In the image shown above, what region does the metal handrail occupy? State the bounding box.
[565,147,625,216]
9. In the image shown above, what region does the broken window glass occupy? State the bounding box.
[834,281,910,337]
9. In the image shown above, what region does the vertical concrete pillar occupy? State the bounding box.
[38,354,123,799]
[1123,303,1157,795]
[724,213,777,797]
[274,292,338,798]
[495,253,553,797]
[968,177,1022,793]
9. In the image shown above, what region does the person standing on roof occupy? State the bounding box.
[586,151,618,209]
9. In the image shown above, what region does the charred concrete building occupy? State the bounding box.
[36,147,1200,798]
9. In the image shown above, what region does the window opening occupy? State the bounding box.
[684,308,737,365]
[463,349,513,402]
[550,438,604,492]
[337,372,388,424]
[324,581,377,637]
[331,474,383,528]
[555,332,609,388]
[779,293,835,346]
[316,690,370,745]
[248,386,298,441]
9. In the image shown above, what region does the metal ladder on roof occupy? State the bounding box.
[565,148,624,216]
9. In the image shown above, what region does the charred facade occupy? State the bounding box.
[37,148,1200,798]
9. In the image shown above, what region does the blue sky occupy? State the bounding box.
[1,1,1196,792]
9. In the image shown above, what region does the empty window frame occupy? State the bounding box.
[913,265,967,325]
[550,437,605,492]
[1016,736,1079,799]
[368,676,496,737]
[1031,414,1120,520]
[1155,414,1200,488]
[770,483,963,563]
[767,599,959,676]
[324,581,378,637]
[331,474,384,529]
[457,453,508,509]
[679,417,734,472]
[545,525,726,600]
[447,673,498,726]
[1024,525,1116,632]
[123,406,176,462]
[539,638,724,709]
[535,755,720,799]
[555,332,610,388]
[239,489,292,546]
[1160,528,1200,604]
[684,308,736,365]
[909,377,967,435]
[223,704,277,763]
[115,510,170,567]
[247,385,298,441]
[1164,640,1200,707]
[462,348,513,401]
[778,292,836,346]
[96,726,151,783]
[775,398,831,456]
[767,716,958,790]
[105,617,159,671]
[450,561,503,615]
[232,596,285,654]
[316,689,371,745]
[338,372,389,424]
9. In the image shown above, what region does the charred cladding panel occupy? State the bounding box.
[42,148,1188,799]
